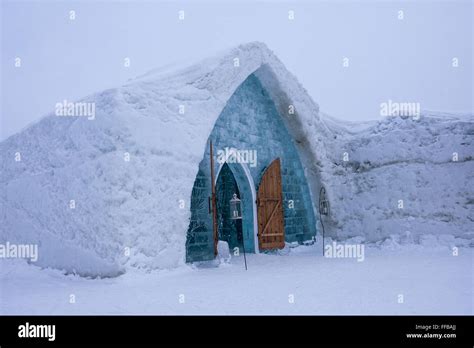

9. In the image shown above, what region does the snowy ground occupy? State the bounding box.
[1,243,472,315]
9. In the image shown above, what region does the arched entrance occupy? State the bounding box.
[185,73,318,263]
[215,159,257,254]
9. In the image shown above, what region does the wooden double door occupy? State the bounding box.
[257,158,285,250]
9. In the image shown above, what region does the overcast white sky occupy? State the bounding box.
[1,0,472,140]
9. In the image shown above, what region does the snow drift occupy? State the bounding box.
[321,112,474,243]
[0,42,472,277]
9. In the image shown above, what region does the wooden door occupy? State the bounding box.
[257,158,285,250]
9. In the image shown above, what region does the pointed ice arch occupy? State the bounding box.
[215,148,259,254]
[185,69,319,262]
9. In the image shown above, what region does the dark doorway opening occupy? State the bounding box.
[216,163,243,250]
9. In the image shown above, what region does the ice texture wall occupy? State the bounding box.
[321,113,474,245]
[186,74,317,262]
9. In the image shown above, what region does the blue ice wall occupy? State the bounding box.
[186,74,317,262]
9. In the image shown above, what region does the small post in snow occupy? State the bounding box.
[230,193,246,270]
[319,186,329,256]
[242,235,248,271]
[210,140,218,257]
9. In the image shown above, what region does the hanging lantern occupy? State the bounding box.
[229,193,242,220]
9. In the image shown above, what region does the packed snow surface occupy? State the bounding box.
[1,243,472,315]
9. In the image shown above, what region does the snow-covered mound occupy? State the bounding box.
[321,112,474,243]
[1,42,472,277]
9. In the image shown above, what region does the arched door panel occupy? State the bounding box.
[257,158,285,250]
